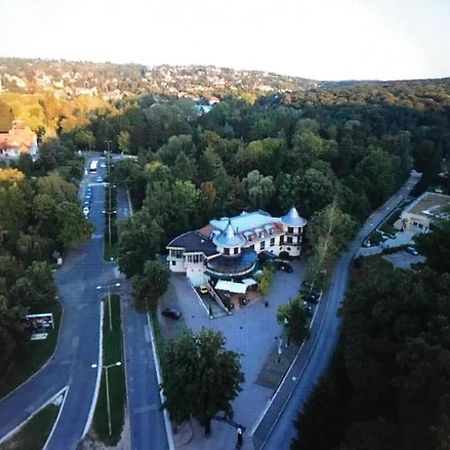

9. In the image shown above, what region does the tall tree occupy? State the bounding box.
[163,328,244,436]
[243,170,274,210]
[277,295,310,346]
[132,261,169,312]
[117,212,163,278]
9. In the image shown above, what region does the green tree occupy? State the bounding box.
[306,202,355,288]
[415,217,450,274]
[37,172,78,203]
[9,261,57,308]
[56,202,94,247]
[243,170,274,210]
[117,212,163,278]
[172,152,198,182]
[163,328,244,436]
[117,130,131,154]
[277,295,310,345]
[132,261,169,312]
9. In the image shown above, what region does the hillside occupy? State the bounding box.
[0,58,321,99]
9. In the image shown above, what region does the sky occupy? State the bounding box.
[0,0,449,81]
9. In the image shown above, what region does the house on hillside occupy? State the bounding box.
[395,191,450,234]
[0,120,38,161]
[167,207,306,286]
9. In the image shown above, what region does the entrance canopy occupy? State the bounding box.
[241,278,257,287]
[215,280,247,294]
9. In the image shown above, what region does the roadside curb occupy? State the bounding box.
[43,387,69,450]
[0,386,68,446]
[81,300,104,439]
[146,313,175,450]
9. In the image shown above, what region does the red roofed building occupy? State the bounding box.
[0,120,39,160]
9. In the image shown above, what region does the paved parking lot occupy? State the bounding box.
[383,249,425,269]
[158,261,305,449]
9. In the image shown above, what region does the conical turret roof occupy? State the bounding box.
[213,220,245,247]
[281,207,307,227]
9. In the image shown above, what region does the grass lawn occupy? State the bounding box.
[92,295,126,446]
[0,403,59,450]
[103,240,118,261]
[0,301,62,399]
[103,185,118,262]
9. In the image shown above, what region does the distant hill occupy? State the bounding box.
[0,58,321,99]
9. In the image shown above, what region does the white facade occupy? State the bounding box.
[395,192,450,234]
[167,208,307,284]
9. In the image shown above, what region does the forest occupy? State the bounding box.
[292,218,450,450]
[1,75,450,444]
[0,151,93,376]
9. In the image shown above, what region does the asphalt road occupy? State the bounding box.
[0,155,117,449]
[256,173,421,450]
[116,187,169,450]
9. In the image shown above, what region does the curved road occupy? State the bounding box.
[254,173,420,450]
[0,157,116,449]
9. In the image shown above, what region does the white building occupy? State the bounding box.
[167,207,307,285]
[395,191,450,234]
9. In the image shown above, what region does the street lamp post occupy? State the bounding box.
[97,283,121,331]
[92,361,122,436]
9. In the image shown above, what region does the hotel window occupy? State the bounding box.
[260,241,265,250]
[288,227,294,234]
[280,235,285,244]
[224,247,230,255]
[287,236,293,244]
[250,244,255,251]
[233,247,239,255]
[171,249,183,258]
[270,238,275,247]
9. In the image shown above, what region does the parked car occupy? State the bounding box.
[96,176,103,183]
[362,240,371,248]
[82,206,90,217]
[161,308,182,320]
[83,200,90,207]
[302,280,312,289]
[405,246,419,255]
[306,295,319,305]
[199,285,208,294]
[303,302,313,316]
[278,262,293,273]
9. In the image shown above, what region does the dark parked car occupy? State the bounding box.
[405,246,419,255]
[277,261,293,273]
[161,308,181,320]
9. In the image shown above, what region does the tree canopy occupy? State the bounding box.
[163,328,244,435]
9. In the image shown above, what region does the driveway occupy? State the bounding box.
[160,261,305,450]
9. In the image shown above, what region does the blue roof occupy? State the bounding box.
[281,207,307,227]
[210,211,279,233]
[213,221,245,247]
